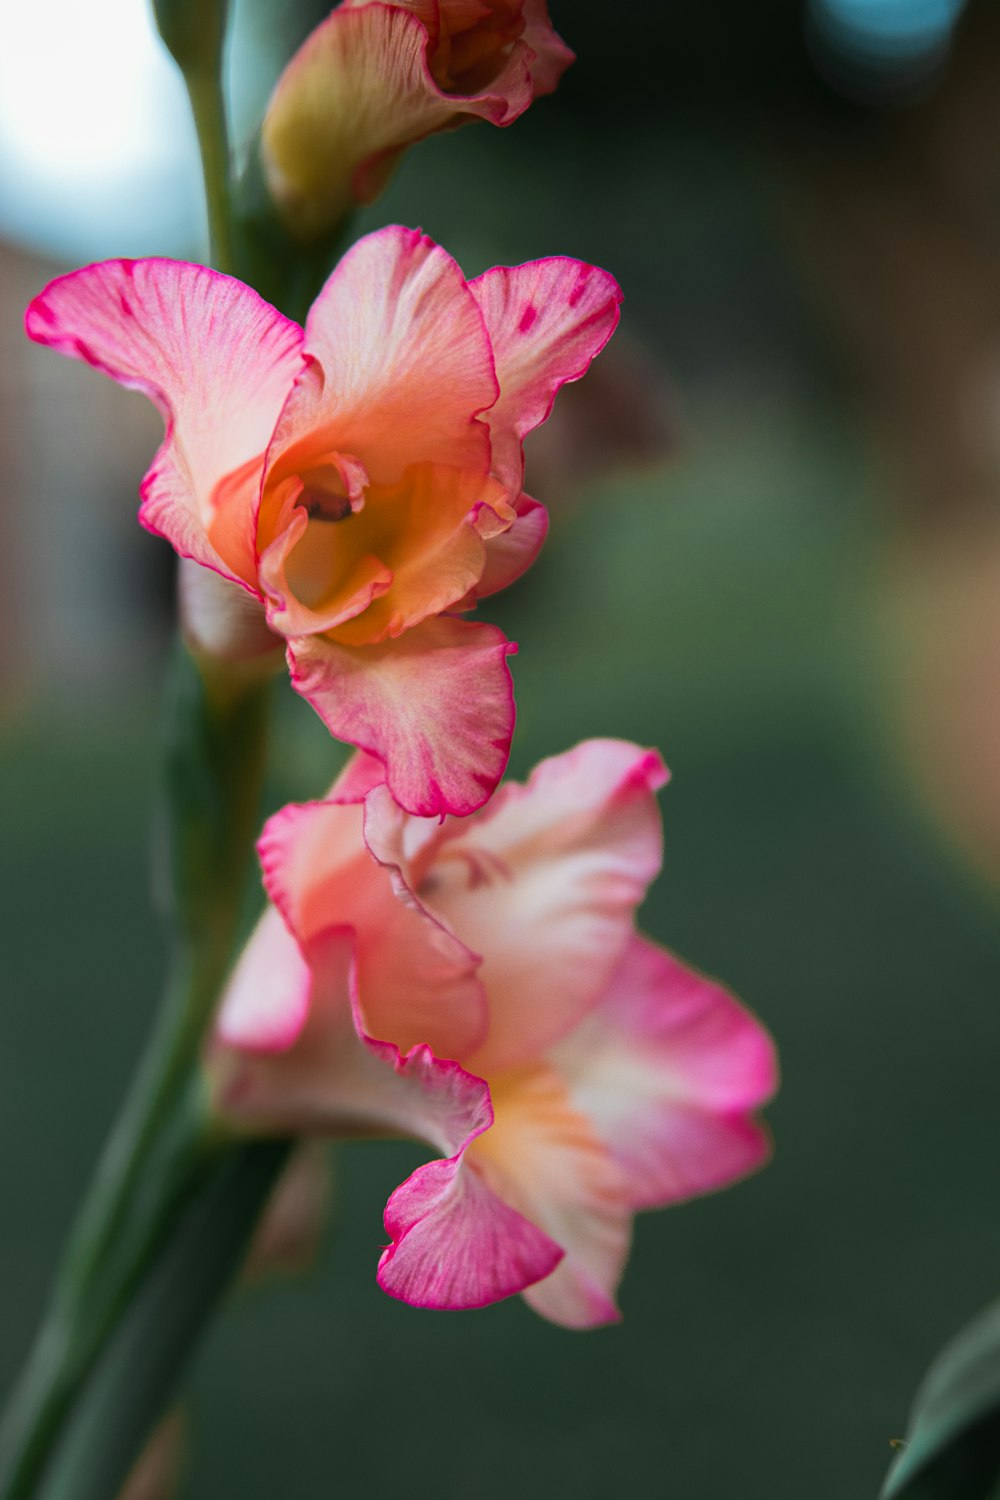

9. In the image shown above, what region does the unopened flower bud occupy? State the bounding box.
[261,0,573,241]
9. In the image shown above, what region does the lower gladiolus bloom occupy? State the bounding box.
[25,226,620,817]
[210,741,776,1327]
[262,1,573,239]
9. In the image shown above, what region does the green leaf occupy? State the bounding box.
[883,1299,1000,1499]
[36,1141,292,1500]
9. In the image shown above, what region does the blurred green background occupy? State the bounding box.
[6,1,1000,1496]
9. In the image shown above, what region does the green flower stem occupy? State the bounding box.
[186,64,236,273]
[37,1140,293,1500]
[0,1078,212,1500]
[0,643,274,1500]
[151,0,233,273]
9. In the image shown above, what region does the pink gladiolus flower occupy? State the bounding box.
[25,226,621,816]
[262,1,573,238]
[210,741,777,1328]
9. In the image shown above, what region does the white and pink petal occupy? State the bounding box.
[552,936,777,1211]
[25,258,302,587]
[257,795,487,1060]
[469,1063,630,1328]
[421,738,668,1074]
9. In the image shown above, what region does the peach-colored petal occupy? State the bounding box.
[287,615,516,818]
[260,501,395,639]
[25,259,302,588]
[552,937,777,1210]
[262,463,506,645]
[263,226,497,494]
[325,466,507,645]
[468,257,622,490]
[258,798,487,1059]
[468,1063,630,1328]
[418,739,668,1073]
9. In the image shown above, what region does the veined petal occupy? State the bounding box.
[468,258,622,491]
[287,615,516,817]
[552,936,777,1211]
[258,798,487,1059]
[378,1153,563,1311]
[468,1063,630,1328]
[264,226,497,491]
[25,259,302,587]
[419,739,668,1073]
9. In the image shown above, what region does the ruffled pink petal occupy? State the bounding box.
[377,1057,564,1309]
[214,927,487,1142]
[214,933,560,1307]
[552,936,777,1211]
[475,493,548,598]
[419,739,667,1074]
[330,750,387,803]
[258,797,487,1058]
[468,257,622,491]
[287,615,517,818]
[25,259,302,588]
[469,1064,630,1328]
[519,0,575,95]
[378,1152,564,1311]
[265,226,497,490]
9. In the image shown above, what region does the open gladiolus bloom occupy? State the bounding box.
[210,741,776,1328]
[262,1,573,237]
[25,226,621,816]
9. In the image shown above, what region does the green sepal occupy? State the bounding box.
[230,145,355,323]
[155,640,272,1006]
[883,1299,1000,1498]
